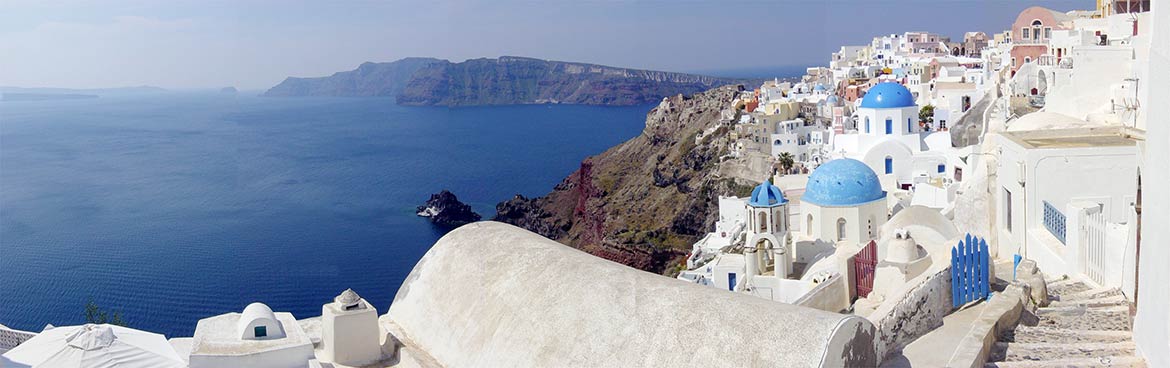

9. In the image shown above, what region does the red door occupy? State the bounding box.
[854,240,878,298]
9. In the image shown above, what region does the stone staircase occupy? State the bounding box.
[984,278,1147,368]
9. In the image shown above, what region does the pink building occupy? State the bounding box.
[1009,6,1074,75]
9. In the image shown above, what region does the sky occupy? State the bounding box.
[0,0,1090,90]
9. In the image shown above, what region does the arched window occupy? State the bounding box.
[758,211,768,233]
[774,209,784,232]
[836,218,847,241]
[908,118,914,133]
[885,118,893,134]
[884,156,894,174]
[807,214,814,236]
[865,117,871,133]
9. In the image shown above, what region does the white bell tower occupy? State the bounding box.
[745,180,791,278]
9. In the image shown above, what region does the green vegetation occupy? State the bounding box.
[84,300,126,326]
[778,152,795,175]
[919,104,935,125]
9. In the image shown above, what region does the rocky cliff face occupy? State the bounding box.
[396,56,762,106]
[263,57,442,97]
[493,86,757,274]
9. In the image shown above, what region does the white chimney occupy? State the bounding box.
[321,289,382,366]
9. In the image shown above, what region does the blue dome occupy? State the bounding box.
[860,82,915,109]
[826,95,840,105]
[803,159,886,207]
[813,84,827,92]
[748,180,787,208]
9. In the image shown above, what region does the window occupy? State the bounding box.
[884,157,893,174]
[908,118,913,133]
[1004,188,1013,233]
[865,117,870,133]
[1022,28,1030,39]
[255,326,267,338]
[938,164,945,173]
[758,212,768,233]
[807,214,813,236]
[775,210,784,232]
[1044,28,1052,39]
[836,218,847,241]
[885,118,892,134]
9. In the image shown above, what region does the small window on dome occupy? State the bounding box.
[255,326,267,338]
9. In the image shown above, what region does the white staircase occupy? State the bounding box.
[984,278,1146,368]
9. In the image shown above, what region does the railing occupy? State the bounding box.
[1043,200,1067,244]
[0,326,37,351]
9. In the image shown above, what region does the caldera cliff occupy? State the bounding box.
[493,86,760,274]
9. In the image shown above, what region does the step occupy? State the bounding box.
[1051,287,1123,303]
[984,355,1146,368]
[1038,303,1127,315]
[989,341,1136,362]
[1046,281,1091,298]
[1047,294,1128,308]
[1043,277,1077,290]
[1004,326,1133,344]
[1034,306,1131,331]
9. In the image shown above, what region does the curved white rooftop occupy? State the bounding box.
[238,302,285,340]
[387,222,878,367]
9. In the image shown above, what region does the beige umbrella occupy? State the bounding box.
[0,324,185,368]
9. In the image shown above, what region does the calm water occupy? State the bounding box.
[0,92,650,337]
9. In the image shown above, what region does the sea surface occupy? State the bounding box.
[0,92,651,337]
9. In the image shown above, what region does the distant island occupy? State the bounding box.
[220,86,238,94]
[263,56,763,106]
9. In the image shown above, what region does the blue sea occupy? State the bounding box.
[0,92,651,337]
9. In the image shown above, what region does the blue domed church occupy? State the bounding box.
[831,82,952,189]
[793,158,889,263]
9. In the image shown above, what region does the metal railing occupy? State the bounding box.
[1043,200,1067,244]
[0,326,37,351]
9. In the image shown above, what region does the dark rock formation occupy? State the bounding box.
[397,56,762,106]
[492,86,757,274]
[263,57,443,97]
[417,190,481,228]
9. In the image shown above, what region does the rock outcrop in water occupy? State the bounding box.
[263,57,443,97]
[492,86,757,274]
[417,190,482,228]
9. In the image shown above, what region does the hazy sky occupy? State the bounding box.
[0,0,1088,90]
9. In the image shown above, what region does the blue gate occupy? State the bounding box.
[951,234,991,307]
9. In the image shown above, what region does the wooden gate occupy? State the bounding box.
[951,234,991,307]
[854,240,877,298]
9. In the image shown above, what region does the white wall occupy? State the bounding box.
[1133,1,1169,365]
[995,134,1139,284]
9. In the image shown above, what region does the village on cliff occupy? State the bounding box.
[2,1,1167,367]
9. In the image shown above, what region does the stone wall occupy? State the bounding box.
[795,273,851,313]
[869,266,954,361]
[388,222,878,367]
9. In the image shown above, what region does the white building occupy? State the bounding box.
[794,158,890,263]
[995,126,1140,293]
[832,82,955,188]
[184,303,315,368]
